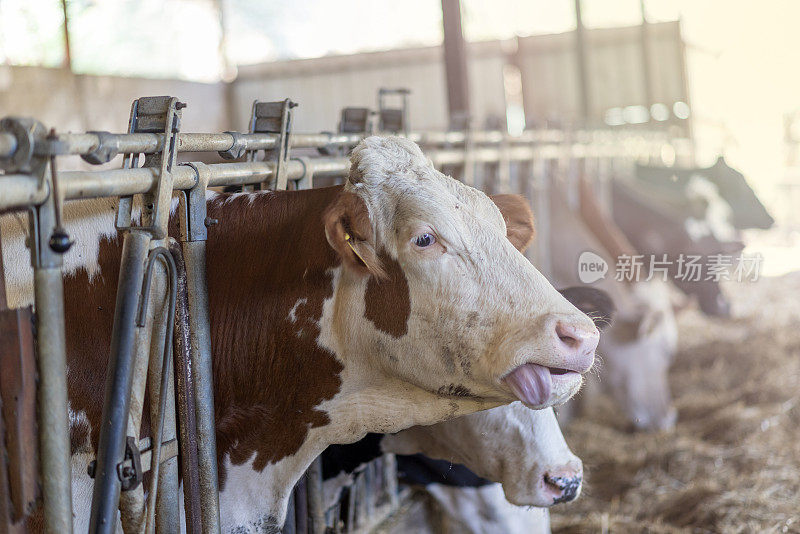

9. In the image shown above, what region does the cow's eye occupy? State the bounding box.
[413,233,436,248]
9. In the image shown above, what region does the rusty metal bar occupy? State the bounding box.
[177,162,221,534]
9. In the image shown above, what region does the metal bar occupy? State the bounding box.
[140,249,179,534]
[530,157,552,279]
[573,0,591,124]
[183,246,223,534]
[0,133,17,159]
[117,291,154,534]
[0,139,670,213]
[33,267,72,533]
[306,459,325,534]
[639,0,654,114]
[60,0,72,71]
[294,476,308,534]
[0,124,668,162]
[177,163,221,534]
[28,185,73,534]
[171,244,202,534]
[441,0,471,129]
[89,230,150,534]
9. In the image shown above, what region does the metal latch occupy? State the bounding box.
[87,436,179,492]
[378,88,410,134]
[246,99,297,191]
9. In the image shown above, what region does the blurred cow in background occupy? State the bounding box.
[610,178,742,317]
[549,184,679,431]
[635,158,775,231]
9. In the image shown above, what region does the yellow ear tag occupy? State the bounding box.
[343,232,369,267]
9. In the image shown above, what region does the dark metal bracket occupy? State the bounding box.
[246,99,297,190]
[177,162,215,243]
[378,88,410,134]
[116,96,184,239]
[80,131,120,165]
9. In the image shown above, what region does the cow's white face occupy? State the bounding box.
[600,280,678,431]
[324,136,599,410]
[382,403,582,507]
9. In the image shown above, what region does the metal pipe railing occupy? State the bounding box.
[0,139,663,214]
[0,126,671,161]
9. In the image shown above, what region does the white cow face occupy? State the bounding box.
[382,402,582,507]
[324,136,599,410]
[600,280,678,431]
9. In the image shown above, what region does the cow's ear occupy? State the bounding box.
[490,194,535,252]
[324,191,386,278]
[559,286,616,330]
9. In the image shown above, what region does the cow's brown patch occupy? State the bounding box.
[363,253,410,338]
[64,234,123,451]
[61,187,351,492]
[205,188,344,485]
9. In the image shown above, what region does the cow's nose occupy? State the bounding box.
[544,469,583,504]
[554,320,599,372]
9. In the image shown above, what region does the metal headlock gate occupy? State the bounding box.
[0,91,680,534]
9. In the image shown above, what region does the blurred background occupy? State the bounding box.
[1,0,799,249]
[2,1,799,532]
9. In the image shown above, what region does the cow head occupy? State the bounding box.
[383,403,582,507]
[600,280,678,431]
[323,136,599,409]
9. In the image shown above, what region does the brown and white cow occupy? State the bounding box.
[1,136,599,531]
[548,184,678,431]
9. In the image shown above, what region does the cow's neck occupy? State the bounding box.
[204,187,349,484]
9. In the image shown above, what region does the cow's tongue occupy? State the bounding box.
[503,363,552,406]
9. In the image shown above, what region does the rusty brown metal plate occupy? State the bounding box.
[0,306,40,527]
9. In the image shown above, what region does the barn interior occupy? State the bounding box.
[0,1,799,533]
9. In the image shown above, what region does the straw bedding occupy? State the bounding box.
[551,272,800,533]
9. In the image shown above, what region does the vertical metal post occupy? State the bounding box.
[145,265,179,534]
[89,231,150,534]
[178,162,221,534]
[639,0,654,115]
[573,0,591,124]
[91,96,183,533]
[33,266,72,534]
[530,155,551,278]
[305,459,325,534]
[117,293,154,533]
[60,0,72,71]
[26,143,73,533]
[441,0,471,130]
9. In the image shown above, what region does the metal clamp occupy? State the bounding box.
[217,131,247,160]
[291,157,314,190]
[247,99,297,190]
[116,96,184,238]
[0,117,45,174]
[378,88,410,134]
[338,107,373,134]
[81,131,120,165]
[178,162,214,242]
[87,436,143,492]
